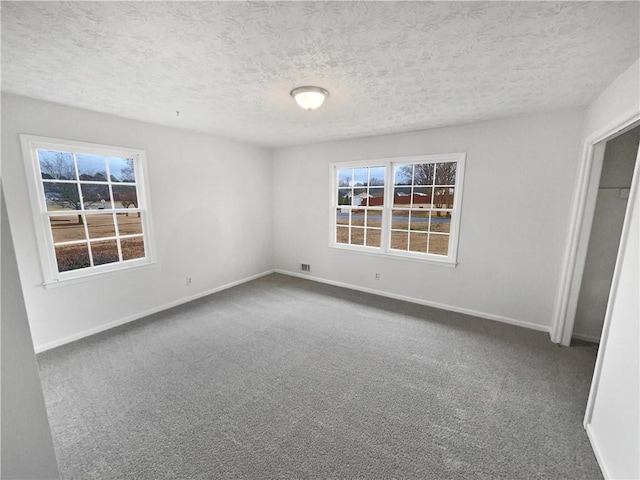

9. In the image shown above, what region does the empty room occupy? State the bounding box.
[1,2,639,479]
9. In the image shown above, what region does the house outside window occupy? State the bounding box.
[20,135,155,284]
[331,153,466,265]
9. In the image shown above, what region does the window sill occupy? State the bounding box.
[42,260,158,289]
[329,244,457,268]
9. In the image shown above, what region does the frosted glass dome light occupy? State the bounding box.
[290,86,329,111]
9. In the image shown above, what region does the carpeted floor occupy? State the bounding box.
[37,273,602,479]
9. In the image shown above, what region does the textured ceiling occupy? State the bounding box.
[2,1,639,148]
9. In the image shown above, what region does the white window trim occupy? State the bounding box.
[20,134,156,286]
[329,153,466,266]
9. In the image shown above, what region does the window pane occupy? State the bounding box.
[366,210,382,228]
[413,163,434,186]
[410,210,429,231]
[50,215,86,243]
[338,188,351,205]
[394,165,412,185]
[91,240,119,265]
[369,166,385,186]
[368,187,384,207]
[108,157,136,182]
[76,154,107,181]
[112,185,138,209]
[337,169,352,187]
[412,187,431,207]
[366,229,381,247]
[121,237,145,261]
[353,168,368,186]
[409,232,428,253]
[55,243,90,272]
[434,187,455,209]
[351,188,366,206]
[391,210,409,230]
[351,227,364,245]
[393,187,411,207]
[336,209,349,226]
[435,162,457,186]
[43,182,80,211]
[430,212,452,233]
[86,213,116,239]
[81,184,111,210]
[352,211,365,227]
[390,231,408,250]
[117,213,143,236]
[336,226,349,244]
[38,150,75,180]
[428,234,449,256]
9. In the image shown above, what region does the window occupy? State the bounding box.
[336,165,385,248]
[331,153,465,264]
[20,135,155,284]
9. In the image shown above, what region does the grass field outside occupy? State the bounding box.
[49,210,145,271]
[335,208,451,254]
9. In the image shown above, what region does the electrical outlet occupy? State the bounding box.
[375,272,380,280]
[186,276,192,286]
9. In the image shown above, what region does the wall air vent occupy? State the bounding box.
[301,263,311,273]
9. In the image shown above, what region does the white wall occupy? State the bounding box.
[2,93,273,351]
[574,126,639,341]
[582,58,640,480]
[587,167,639,479]
[1,189,60,479]
[272,109,585,331]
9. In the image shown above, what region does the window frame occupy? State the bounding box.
[20,134,156,286]
[329,153,466,266]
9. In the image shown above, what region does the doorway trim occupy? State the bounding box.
[550,110,640,345]
[583,140,640,428]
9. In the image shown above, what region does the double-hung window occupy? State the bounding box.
[20,135,155,284]
[331,153,465,265]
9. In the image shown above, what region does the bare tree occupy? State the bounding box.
[40,152,108,223]
[434,162,457,186]
[80,184,109,208]
[40,153,83,223]
[120,159,135,182]
[113,186,139,217]
[397,162,456,186]
[396,162,457,213]
[39,152,75,180]
[433,163,456,211]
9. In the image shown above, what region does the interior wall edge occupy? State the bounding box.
[1,189,60,479]
[585,424,612,480]
[274,269,551,335]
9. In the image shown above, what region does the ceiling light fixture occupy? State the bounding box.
[290,86,329,111]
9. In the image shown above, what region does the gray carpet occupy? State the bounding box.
[37,273,602,479]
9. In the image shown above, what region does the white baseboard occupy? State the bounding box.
[571,332,601,344]
[34,269,275,353]
[274,269,551,335]
[585,423,611,479]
